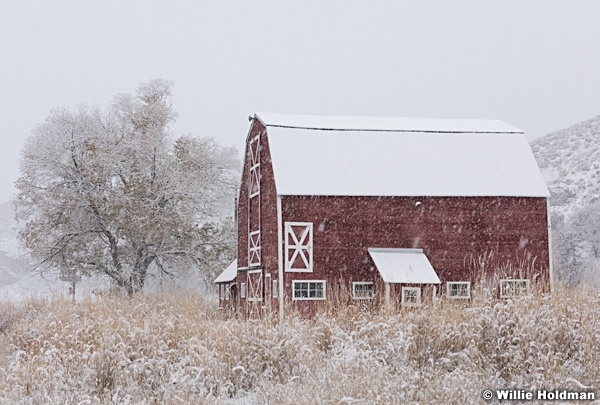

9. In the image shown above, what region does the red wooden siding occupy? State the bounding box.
[280,195,550,310]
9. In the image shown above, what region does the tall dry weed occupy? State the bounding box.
[0,285,597,404]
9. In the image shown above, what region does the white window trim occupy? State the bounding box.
[285,222,313,272]
[249,230,261,266]
[225,284,230,301]
[401,287,421,307]
[240,282,246,298]
[247,269,263,302]
[272,279,279,299]
[292,280,326,301]
[447,282,471,299]
[500,279,530,298]
[352,282,374,300]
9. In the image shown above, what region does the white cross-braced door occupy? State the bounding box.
[249,230,261,266]
[247,270,263,302]
[248,135,260,198]
[285,222,313,272]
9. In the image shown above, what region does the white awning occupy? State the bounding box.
[368,248,441,284]
[214,259,237,283]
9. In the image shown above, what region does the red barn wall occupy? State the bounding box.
[258,123,280,313]
[280,195,550,311]
[216,282,237,311]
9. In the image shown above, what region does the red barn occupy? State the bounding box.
[215,113,551,317]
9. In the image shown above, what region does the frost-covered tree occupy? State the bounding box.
[551,212,584,284]
[552,202,600,285]
[570,201,600,259]
[15,80,238,294]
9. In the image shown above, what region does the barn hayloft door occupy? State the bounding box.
[247,133,262,268]
[245,132,265,317]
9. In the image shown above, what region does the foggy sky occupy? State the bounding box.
[2,0,600,203]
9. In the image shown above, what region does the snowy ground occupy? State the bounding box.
[0,269,113,303]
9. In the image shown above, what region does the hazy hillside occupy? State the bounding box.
[0,202,27,283]
[531,115,600,220]
[531,115,600,283]
[0,201,69,301]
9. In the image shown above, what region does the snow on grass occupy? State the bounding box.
[0,269,112,303]
[0,287,598,404]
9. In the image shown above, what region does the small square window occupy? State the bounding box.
[447,282,470,299]
[292,281,326,300]
[500,279,529,298]
[402,287,421,307]
[352,282,374,300]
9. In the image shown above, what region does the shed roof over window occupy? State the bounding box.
[368,248,441,284]
[255,112,550,198]
[214,259,237,284]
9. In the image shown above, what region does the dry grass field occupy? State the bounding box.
[0,286,598,404]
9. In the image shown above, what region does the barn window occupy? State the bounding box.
[352,282,374,300]
[500,279,529,298]
[292,280,326,300]
[401,287,421,307]
[248,135,260,198]
[225,284,230,300]
[273,280,279,298]
[249,230,261,266]
[247,270,263,302]
[240,282,246,298]
[285,222,313,272]
[447,282,470,299]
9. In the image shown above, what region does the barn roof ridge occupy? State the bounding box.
[255,112,524,134]
[262,125,523,135]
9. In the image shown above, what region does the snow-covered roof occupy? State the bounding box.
[368,248,441,284]
[255,113,550,198]
[214,259,237,283]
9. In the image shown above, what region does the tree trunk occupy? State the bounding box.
[127,256,153,296]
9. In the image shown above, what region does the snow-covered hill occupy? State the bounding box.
[531,115,600,220]
[531,115,600,283]
[0,201,27,282]
[0,201,22,258]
